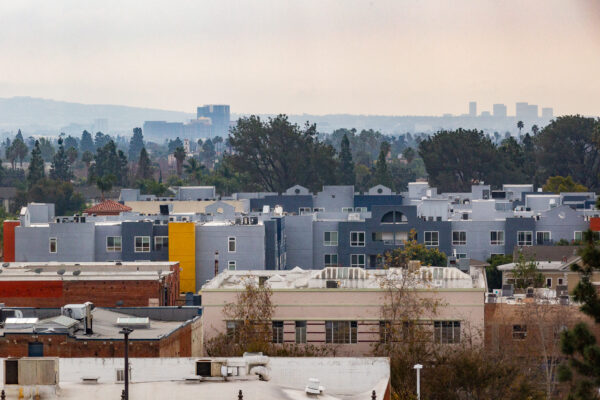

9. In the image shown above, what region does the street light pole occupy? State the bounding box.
[214,250,219,277]
[413,364,423,400]
[119,327,134,400]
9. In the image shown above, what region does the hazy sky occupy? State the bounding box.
[1,0,599,116]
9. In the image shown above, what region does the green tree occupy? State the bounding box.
[402,147,416,164]
[4,139,17,170]
[26,140,45,186]
[28,179,85,215]
[385,230,447,268]
[96,174,116,201]
[128,127,145,161]
[227,115,338,192]
[558,230,600,398]
[66,147,78,165]
[10,138,28,168]
[49,138,73,181]
[37,137,55,162]
[64,135,79,152]
[517,120,524,135]
[543,175,588,193]
[201,138,216,168]
[512,251,544,289]
[184,157,205,184]
[418,129,501,192]
[486,254,513,290]
[136,147,153,180]
[168,137,184,153]
[173,146,186,177]
[536,115,600,190]
[373,141,392,188]
[80,130,95,153]
[89,141,128,186]
[94,132,111,149]
[136,179,171,197]
[337,133,355,185]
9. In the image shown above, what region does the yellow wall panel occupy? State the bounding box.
[168,222,196,293]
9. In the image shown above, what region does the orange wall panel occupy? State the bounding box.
[590,217,600,232]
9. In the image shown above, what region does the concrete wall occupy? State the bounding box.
[195,224,266,287]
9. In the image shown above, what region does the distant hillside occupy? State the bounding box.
[0,97,194,135]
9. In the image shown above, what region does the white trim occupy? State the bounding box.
[106,236,122,252]
[350,254,366,268]
[227,260,236,270]
[323,231,338,246]
[424,231,439,246]
[451,231,466,246]
[228,236,236,253]
[324,253,338,267]
[49,237,57,254]
[134,236,150,253]
[490,231,505,246]
[154,236,168,251]
[350,231,365,247]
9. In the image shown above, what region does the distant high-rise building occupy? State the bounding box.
[468,101,477,117]
[515,102,529,119]
[197,105,231,137]
[94,118,109,133]
[143,121,184,138]
[515,102,538,121]
[541,107,553,119]
[480,111,491,117]
[493,104,507,118]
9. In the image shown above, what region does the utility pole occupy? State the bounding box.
[119,327,134,400]
[414,364,423,400]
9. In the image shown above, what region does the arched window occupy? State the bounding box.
[381,211,407,224]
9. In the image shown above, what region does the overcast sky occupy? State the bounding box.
[0,0,599,116]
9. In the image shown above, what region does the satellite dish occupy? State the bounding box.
[34,268,43,274]
[157,270,163,276]
[57,269,66,275]
[73,270,81,276]
[2,262,9,267]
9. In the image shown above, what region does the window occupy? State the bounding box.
[106,236,122,252]
[350,254,365,268]
[49,237,57,253]
[299,207,312,214]
[228,261,236,270]
[324,231,338,246]
[154,236,168,251]
[558,278,564,286]
[574,231,583,241]
[513,324,527,340]
[434,321,461,344]
[379,321,392,343]
[456,253,467,259]
[452,231,466,245]
[228,236,236,252]
[546,277,552,288]
[295,321,307,344]
[272,321,284,344]
[381,211,407,224]
[313,208,324,212]
[324,254,338,267]
[536,231,551,245]
[325,321,357,344]
[355,207,367,213]
[517,231,533,246]
[350,231,365,247]
[341,207,353,213]
[226,321,241,341]
[424,231,439,246]
[490,231,505,245]
[28,342,43,357]
[134,236,150,252]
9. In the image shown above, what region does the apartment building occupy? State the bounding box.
[6,182,596,293]
[200,265,487,356]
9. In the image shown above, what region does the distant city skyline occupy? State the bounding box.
[1,1,599,116]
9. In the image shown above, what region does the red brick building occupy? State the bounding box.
[0,262,180,307]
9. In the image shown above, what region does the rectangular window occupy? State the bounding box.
[350,231,365,247]
[295,321,307,344]
[490,231,505,245]
[228,261,236,270]
[325,321,357,344]
[226,321,241,342]
[355,207,367,213]
[452,231,466,245]
[379,321,392,343]
[456,253,467,259]
[434,321,461,344]
[536,231,551,245]
[574,231,583,241]
[558,278,564,286]
[228,236,236,252]
[106,236,122,252]
[546,277,552,288]
[272,321,284,344]
[324,231,338,246]
[154,236,168,251]
[350,254,365,268]
[424,231,439,246]
[313,208,324,212]
[517,231,533,246]
[341,207,353,213]
[299,207,312,214]
[134,236,150,252]
[513,324,527,340]
[324,254,338,267]
[49,237,57,253]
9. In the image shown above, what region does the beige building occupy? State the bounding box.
[200,266,487,356]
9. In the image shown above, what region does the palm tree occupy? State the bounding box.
[531,124,539,136]
[517,120,524,135]
[96,174,116,201]
[184,157,205,184]
[173,146,186,177]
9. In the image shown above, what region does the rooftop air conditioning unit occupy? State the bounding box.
[250,217,258,225]
[348,213,360,221]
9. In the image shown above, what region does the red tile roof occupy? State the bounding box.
[84,200,132,215]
